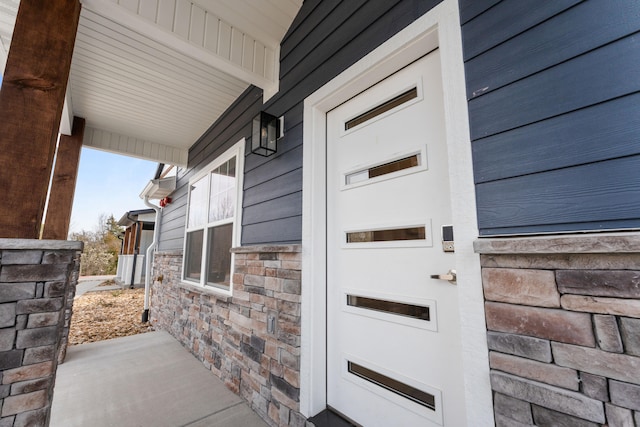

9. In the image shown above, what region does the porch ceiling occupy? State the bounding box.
[0,0,302,167]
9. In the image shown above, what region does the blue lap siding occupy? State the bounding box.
[462,0,640,235]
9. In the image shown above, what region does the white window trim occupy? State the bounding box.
[181,139,246,297]
[300,1,494,425]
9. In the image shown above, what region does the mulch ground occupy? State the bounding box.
[69,287,154,345]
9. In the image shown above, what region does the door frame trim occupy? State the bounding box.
[300,1,493,424]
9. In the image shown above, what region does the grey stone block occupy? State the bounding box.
[289,411,306,427]
[0,329,15,351]
[605,403,635,427]
[635,411,640,426]
[487,332,552,362]
[23,346,55,365]
[0,283,36,303]
[593,315,623,353]
[44,281,66,298]
[42,250,74,264]
[609,380,640,411]
[35,282,43,298]
[15,314,27,330]
[486,302,595,347]
[0,415,15,427]
[495,413,533,427]
[16,298,63,314]
[494,392,532,424]
[482,268,560,307]
[490,371,605,423]
[0,251,42,265]
[0,350,23,370]
[552,342,640,384]
[619,317,640,356]
[26,312,60,329]
[532,405,598,427]
[0,385,10,399]
[14,407,49,427]
[10,377,49,395]
[16,326,57,349]
[580,372,608,401]
[556,270,640,298]
[269,373,299,402]
[0,303,16,328]
[490,351,579,390]
[0,264,68,283]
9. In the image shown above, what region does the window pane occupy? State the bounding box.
[188,176,208,228]
[209,157,236,222]
[184,230,203,281]
[347,226,426,243]
[206,223,233,288]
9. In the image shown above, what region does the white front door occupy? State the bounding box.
[326,50,467,426]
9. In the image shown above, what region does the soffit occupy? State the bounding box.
[0,0,302,166]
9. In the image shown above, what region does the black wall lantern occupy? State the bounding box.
[252,112,282,157]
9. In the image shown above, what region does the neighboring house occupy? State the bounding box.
[144,2,640,427]
[115,209,156,288]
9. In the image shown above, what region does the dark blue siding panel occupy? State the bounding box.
[243,192,303,226]
[241,216,302,245]
[462,0,580,61]
[243,168,303,207]
[473,93,640,183]
[469,35,640,140]
[465,0,640,98]
[476,156,640,235]
[459,0,501,25]
[461,0,640,235]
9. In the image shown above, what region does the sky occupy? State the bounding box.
[68,148,158,234]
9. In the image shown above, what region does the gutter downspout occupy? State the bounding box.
[142,196,161,323]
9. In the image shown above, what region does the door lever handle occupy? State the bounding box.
[430,269,457,285]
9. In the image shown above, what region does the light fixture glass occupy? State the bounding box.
[251,112,280,157]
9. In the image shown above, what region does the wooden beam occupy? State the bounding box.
[0,0,81,238]
[42,117,85,240]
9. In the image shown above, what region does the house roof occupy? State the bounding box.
[0,0,302,167]
[117,208,157,227]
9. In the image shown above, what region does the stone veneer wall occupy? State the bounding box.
[475,235,640,427]
[0,239,82,427]
[150,245,304,427]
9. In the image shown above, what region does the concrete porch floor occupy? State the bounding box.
[50,331,270,427]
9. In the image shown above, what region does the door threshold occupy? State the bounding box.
[308,408,361,427]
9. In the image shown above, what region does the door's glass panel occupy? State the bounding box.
[206,223,233,288]
[346,226,426,243]
[345,88,418,130]
[209,157,236,222]
[184,230,204,281]
[187,176,208,227]
[348,362,436,411]
[347,295,430,321]
[346,155,420,185]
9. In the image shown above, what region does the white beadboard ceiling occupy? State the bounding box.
[0,0,302,166]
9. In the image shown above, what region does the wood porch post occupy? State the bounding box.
[0,0,81,238]
[42,117,85,240]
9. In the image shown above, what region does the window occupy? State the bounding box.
[183,140,244,293]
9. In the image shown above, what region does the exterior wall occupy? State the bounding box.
[150,246,303,427]
[475,235,640,426]
[156,0,444,251]
[156,86,263,252]
[0,240,82,427]
[461,0,640,235]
